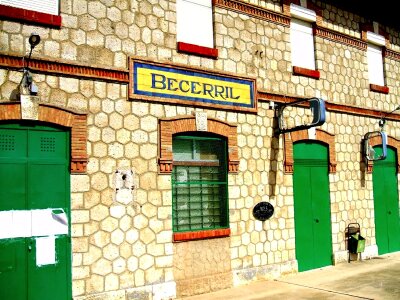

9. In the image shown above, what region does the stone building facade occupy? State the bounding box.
[0,0,399,299]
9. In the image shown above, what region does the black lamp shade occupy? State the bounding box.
[29,34,40,48]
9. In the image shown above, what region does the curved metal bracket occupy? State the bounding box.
[275,97,326,135]
[363,131,387,162]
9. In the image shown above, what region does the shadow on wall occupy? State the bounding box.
[268,116,280,199]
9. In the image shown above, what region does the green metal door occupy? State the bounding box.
[372,146,400,254]
[293,142,332,272]
[0,123,71,300]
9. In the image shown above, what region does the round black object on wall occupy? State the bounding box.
[253,202,274,221]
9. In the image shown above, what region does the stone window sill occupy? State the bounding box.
[177,42,218,59]
[173,228,230,242]
[0,5,61,28]
[293,66,320,79]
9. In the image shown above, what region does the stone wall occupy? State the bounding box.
[173,238,232,297]
[1,0,400,299]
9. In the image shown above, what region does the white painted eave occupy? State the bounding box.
[290,3,316,23]
[367,31,386,46]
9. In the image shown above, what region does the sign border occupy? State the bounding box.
[129,57,257,113]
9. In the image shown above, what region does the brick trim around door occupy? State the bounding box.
[0,102,88,173]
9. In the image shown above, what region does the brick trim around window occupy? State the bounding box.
[0,102,87,173]
[158,115,239,174]
[370,84,389,94]
[0,5,61,28]
[177,42,218,59]
[173,228,231,242]
[292,66,320,79]
[284,129,336,173]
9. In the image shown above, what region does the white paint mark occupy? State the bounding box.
[36,236,56,266]
[12,210,31,238]
[32,209,68,237]
[0,210,13,239]
[115,168,135,205]
[0,208,68,239]
[115,189,133,205]
[308,127,316,139]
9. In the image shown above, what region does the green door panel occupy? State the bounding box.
[0,128,28,211]
[293,165,314,271]
[293,142,332,272]
[0,128,28,300]
[29,163,69,210]
[294,142,329,160]
[28,236,70,300]
[0,163,26,210]
[0,129,28,158]
[28,130,68,160]
[0,238,27,300]
[373,164,389,254]
[373,146,400,254]
[311,165,332,268]
[0,123,71,300]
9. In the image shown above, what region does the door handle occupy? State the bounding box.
[28,245,32,252]
[315,219,320,223]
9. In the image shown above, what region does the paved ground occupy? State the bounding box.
[178,252,400,300]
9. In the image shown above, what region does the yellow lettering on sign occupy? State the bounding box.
[136,67,253,105]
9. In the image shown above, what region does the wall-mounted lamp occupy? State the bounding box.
[21,33,41,95]
[363,131,387,162]
[363,105,400,162]
[275,97,326,135]
[29,34,41,49]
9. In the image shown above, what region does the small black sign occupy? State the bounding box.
[253,202,274,221]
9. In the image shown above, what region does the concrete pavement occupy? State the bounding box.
[178,252,400,300]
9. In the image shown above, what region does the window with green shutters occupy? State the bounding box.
[172,134,229,233]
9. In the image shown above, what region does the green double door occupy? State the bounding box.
[372,146,400,254]
[293,142,332,272]
[0,123,71,300]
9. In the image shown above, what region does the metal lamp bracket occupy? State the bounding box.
[363,130,387,162]
[275,97,326,135]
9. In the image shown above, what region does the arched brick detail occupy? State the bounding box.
[0,102,88,173]
[366,135,400,173]
[284,129,336,174]
[158,115,239,174]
